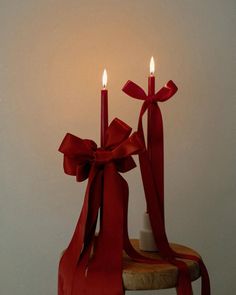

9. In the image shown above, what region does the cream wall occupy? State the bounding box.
[1,0,235,294]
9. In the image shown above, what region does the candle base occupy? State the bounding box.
[139,212,158,252]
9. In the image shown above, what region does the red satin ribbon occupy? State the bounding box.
[122,80,210,295]
[58,118,166,295]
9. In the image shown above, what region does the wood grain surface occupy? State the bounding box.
[122,239,201,290]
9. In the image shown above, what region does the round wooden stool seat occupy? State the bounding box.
[122,239,201,290]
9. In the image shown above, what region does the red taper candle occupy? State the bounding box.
[146,57,155,215]
[140,57,158,249]
[101,69,108,147]
[147,57,155,167]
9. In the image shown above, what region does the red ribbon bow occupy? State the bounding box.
[58,118,162,295]
[122,79,177,102]
[122,80,210,295]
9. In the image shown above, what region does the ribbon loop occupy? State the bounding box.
[104,117,132,148]
[154,80,178,102]
[122,80,147,101]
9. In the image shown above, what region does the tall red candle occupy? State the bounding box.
[147,57,155,170]
[101,69,108,147]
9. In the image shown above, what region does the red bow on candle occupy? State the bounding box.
[122,80,210,295]
[58,118,157,295]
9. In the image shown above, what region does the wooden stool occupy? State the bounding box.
[123,239,201,291]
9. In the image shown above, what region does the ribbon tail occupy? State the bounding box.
[148,102,210,294]
[137,101,150,147]
[148,103,165,221]
[58,166,102,295]
[122,173,165,265]
[199,259,211,295]
[75,163,125,295]
[139,148,193,294]
[174,252,211,295]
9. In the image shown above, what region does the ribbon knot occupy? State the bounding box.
[147,94,158,104]
[94,149,113,165]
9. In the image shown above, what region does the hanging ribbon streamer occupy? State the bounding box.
[122,80,210,295]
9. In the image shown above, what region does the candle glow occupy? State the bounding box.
[102,69,108,88]
[150,56,155,75]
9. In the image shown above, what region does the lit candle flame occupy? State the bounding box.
[102,69,107,88]
[150,56,155,75]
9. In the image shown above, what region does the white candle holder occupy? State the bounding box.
[139,212,158,252]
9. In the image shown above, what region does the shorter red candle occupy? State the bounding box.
[101,69,108,147]
[147,57,155,214]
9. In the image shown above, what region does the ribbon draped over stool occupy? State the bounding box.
[58,118,160,295]
[122,80,211,295]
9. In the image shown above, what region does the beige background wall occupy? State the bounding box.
[1,0,235,294]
